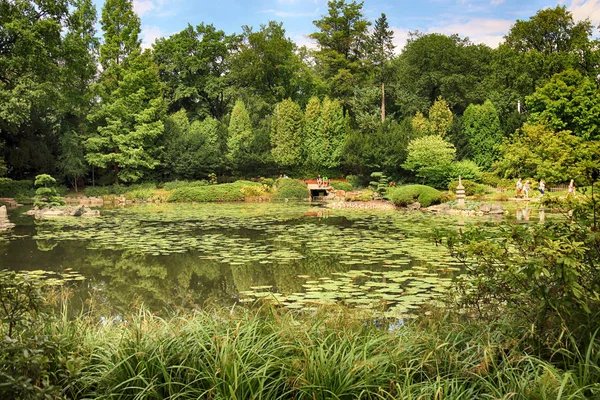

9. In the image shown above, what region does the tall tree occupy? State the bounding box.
[392,33,492,117]
[270,99,304,169]
[227,99,254,174]
[526,69,600,141]
[462,100,502,170]
[310,0,371,109]
[86,0,165,183]
[410,97,453,137]
[0,0,70,178]
[403,135,456,187]
[371,13,395,121]
[153,23,233,119]
[228,22,306,113]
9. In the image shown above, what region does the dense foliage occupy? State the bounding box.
[388,184,441,207]
[1,2,597,188]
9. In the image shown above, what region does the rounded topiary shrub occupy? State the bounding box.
[389,185,441,208]
[274,179,308,199]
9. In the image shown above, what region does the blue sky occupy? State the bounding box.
[92,0,600,51]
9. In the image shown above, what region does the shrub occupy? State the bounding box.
[368,172,389,197]
[168,181,262,202]
[449,159,482,182]
[345,190,374,202]
[0,178,34,198]
[481,172,513,189]
[447,180,488,196]
[330,181,353,191]
[345,175,364,189]
[240,185,267,198]
[274,179,307,200]
[389,185,441,208]
[260,178,275,188]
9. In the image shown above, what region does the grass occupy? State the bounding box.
[4,302,598,399]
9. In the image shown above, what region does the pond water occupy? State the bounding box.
[0,203,545,318]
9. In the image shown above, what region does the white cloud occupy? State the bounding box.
[391,27,411,54]
[292,34,318,50]
[567,0,600,26]
[261,8,319,18]
[428,18,513,47]
[141,25,165,49]
[133,0,155,16]
[490,0,505,5]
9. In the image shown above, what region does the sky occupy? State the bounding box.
[91,0,600,51]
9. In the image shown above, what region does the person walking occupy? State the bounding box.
[516,178,523,198]
[523,180,531,199]
[567,179,575,197]
[538,179,545,197]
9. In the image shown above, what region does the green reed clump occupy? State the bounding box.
[48,305,598,400]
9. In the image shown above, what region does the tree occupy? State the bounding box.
[228,22,305,112]
[86,0,165,184]
[526,69,600,141]
[403,135,456,187]
[392,33,492,117]
[58,131,87,192]
[462,100,502,170]
[227,99,254,174]
[371,13,395,121]
[494,122,581,184]
[153,23,233,119]
[410,97,453,137]
[165,114,223,180]
[310,0,371,108]
[0,0,70,178]
[271,99,304,169]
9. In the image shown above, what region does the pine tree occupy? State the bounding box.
[371,13,395,121]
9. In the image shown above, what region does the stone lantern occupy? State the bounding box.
[456,176,465,207]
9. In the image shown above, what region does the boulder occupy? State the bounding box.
[407,202,421,211]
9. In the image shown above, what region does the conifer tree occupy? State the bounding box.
[371,13,395,121]
[271,99,304,169]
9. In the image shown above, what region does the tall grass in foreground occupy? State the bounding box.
[40,306,599,399]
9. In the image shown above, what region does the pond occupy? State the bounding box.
[0,203,545,318]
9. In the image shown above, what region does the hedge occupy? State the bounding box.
[447,180,488,196]
[168,181,262,202]
[0,178,35,198]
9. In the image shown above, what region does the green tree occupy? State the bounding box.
[392,33,492,117]
[0,0,70,178]
[228,22,306,113]
[86,0,165,184]
[462,100,502,170]
[410,97,453,137]
[403,135,456,187]
[153,23,233,119]
[310,0,371,108]
[227,99,254,174]
[58,130,87,192]
[271,99,304,169]
[371,13,395,121]
[526,69,600,141]
[494,122,580,184]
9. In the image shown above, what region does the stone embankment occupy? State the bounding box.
[326,200,397,210]
[425,202,505,216]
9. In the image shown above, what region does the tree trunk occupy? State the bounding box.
[381,82,386,122]
[114,147,119,185]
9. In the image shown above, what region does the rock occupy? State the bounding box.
[479,204,491,213]
[0,205,6,218]
[24,205,100,219]
[407,202,421,211]
[0,205,15,231]
[426,203,450,213]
